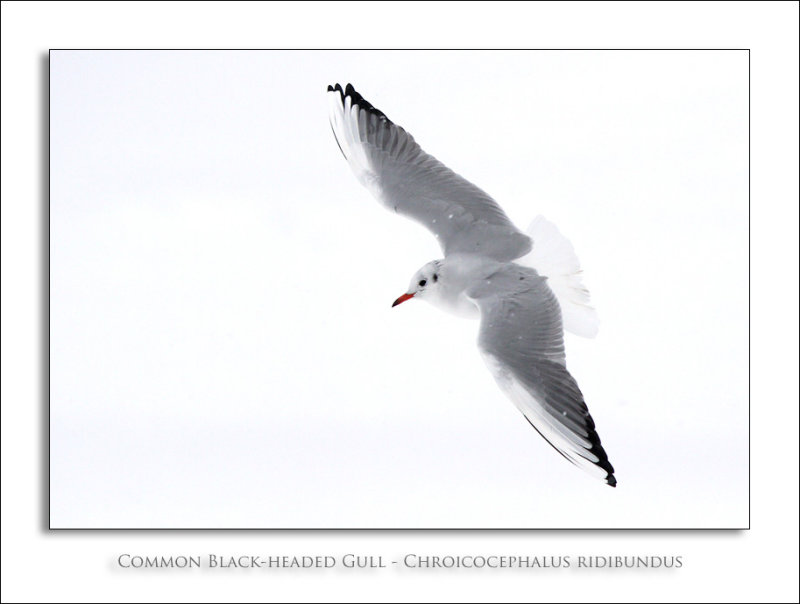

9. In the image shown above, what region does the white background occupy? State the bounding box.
[49,49,748,529]
[2,0,798,602]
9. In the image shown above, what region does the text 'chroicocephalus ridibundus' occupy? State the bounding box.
[327,83,616,487]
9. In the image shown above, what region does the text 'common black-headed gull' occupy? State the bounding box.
[328,83,616,487]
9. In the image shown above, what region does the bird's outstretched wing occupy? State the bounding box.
[327,83,531,262]
[467,264,616,486]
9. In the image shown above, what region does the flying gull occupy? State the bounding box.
[327,83,616,486]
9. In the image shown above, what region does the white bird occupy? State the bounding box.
[327,83,616,487]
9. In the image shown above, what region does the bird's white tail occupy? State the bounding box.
[519,216,599,338]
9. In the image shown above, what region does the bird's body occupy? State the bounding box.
[327,83,616,486]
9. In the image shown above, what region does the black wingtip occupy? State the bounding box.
[328,82,392,124]
[578,406,617,486]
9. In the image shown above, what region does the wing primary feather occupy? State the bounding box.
[523,415,580,467]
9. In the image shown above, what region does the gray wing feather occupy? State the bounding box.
[468,265,616,486]
[328,84,531,261]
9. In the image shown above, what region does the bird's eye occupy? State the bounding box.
[433,274,438,282]
[418,279,427,287]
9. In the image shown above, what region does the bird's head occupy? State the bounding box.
[392,260,443,308]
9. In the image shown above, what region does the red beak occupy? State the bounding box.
[392,292,415,308]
